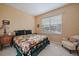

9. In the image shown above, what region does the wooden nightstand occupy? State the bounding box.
[0,35,13,48]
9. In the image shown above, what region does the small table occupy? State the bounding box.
[0,35,13,49]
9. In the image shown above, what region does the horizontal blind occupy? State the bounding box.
[41,14,62,34]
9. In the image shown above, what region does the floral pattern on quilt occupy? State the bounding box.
[14,34,47,53]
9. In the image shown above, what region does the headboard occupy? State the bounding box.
[15,30,32,36]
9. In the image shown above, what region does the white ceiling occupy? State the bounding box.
[6,3,67,16]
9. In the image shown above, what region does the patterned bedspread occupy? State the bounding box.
[13,34,47,53]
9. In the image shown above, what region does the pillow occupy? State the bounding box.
[69,38,77,42]
[16,35,28,42]
[69,35,79,42]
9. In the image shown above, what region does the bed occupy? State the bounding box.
[13,30,50,56]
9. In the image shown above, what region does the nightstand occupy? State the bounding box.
[0,35,13,48]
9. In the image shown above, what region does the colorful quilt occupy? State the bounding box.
[13,34,47,53]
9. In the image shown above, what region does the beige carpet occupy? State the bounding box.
[0,42,77,56]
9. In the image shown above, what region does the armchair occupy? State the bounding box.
[62,35,79,55]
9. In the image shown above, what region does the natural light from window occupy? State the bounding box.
[41,14,62,35]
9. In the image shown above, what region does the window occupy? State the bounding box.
[41,14,62,34]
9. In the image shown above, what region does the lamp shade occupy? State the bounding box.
[3,20,10,25]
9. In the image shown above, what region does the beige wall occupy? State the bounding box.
[35,4,79,42]
[0,3,79,42]
[0,4,35,35]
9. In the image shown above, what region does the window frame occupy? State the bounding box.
[40,14,63,35]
